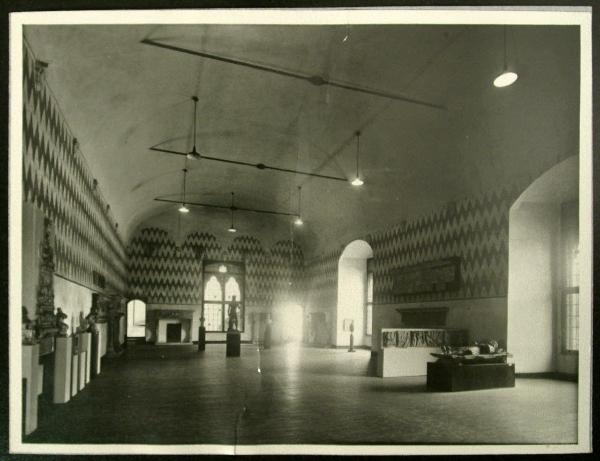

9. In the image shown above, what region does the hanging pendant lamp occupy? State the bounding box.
[187,96,201,160]
[294,186,304,226]
[178,168,190,213]
[351,131,364,186]
[228,192,237,233]
[493,26,518,88]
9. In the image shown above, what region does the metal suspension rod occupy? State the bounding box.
[155,197,298,217]
[149,146,348,182]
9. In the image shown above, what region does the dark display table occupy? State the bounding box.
[427,361,515,392]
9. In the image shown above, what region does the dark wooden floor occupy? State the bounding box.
[25,344,578,445]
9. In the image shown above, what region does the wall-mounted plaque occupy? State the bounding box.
[391,257,461,295]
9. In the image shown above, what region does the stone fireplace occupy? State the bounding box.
[149,309,194,344]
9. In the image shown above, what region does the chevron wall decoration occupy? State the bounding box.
[128,228,304,307]
[303,248,342,311]
[22,43,127,294]
[368,184,525,303]
[304,183,526,311]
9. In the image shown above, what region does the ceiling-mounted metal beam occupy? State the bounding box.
[155,197,298,218]
[149,146,348,182]
[141,38,445,110]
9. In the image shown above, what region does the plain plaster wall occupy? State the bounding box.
[372,297,507,352]
[507,202,558,373]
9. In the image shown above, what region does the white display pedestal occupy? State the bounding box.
[37,363,44,396]
[81,332,91,383]
[22,343,40,435]
[71,352,79,397]
[53,336,72,404]
[91,330,101,376]
[78,351,86,391]
[377,347,441,377]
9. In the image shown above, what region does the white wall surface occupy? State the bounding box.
[507,202,558,373]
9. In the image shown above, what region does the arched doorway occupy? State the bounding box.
[126,299,146,339]
[335,240,374,347]
[507,155,579,374]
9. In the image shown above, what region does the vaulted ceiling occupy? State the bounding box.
[24,23,580,256]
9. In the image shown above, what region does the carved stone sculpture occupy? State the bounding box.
[55,307,69,337]
[22,306,37,345]
[77,311,89,334]
[86,305,99,333]
[36,218,60,339]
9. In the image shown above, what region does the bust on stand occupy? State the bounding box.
[225,296,241,357]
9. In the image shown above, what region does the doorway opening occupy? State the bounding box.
[335,240,374,347]
[127,299,146,339]
[507,155,579,375]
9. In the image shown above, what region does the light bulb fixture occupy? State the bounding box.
[187,96,201,160]
[294,186,304,226]
[228,192,237,233]
[493,26,518,88]
[351,131,364,186]
[178,168,189,213]
[218,264,228,273]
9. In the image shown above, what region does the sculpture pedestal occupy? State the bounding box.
[81,332,91,383]
[263,324,271,350]
[226,331,241,357]
[53,337,72,404]
[198,326,206,351]
[22,343,40,435]
[78,351,87,391]
[71,351,79,397]
[90,330,101,378]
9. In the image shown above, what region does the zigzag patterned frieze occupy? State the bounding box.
[368,185,521,303]
[128,228,305,306]
[23,43,127,293]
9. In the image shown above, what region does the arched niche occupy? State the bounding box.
[507,155,578,374]
[334,240,374,347]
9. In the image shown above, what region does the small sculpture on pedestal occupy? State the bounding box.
[55,307,69,337]
[227,296,240,332]
[22,306,37,345]
[348,320,355,352]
